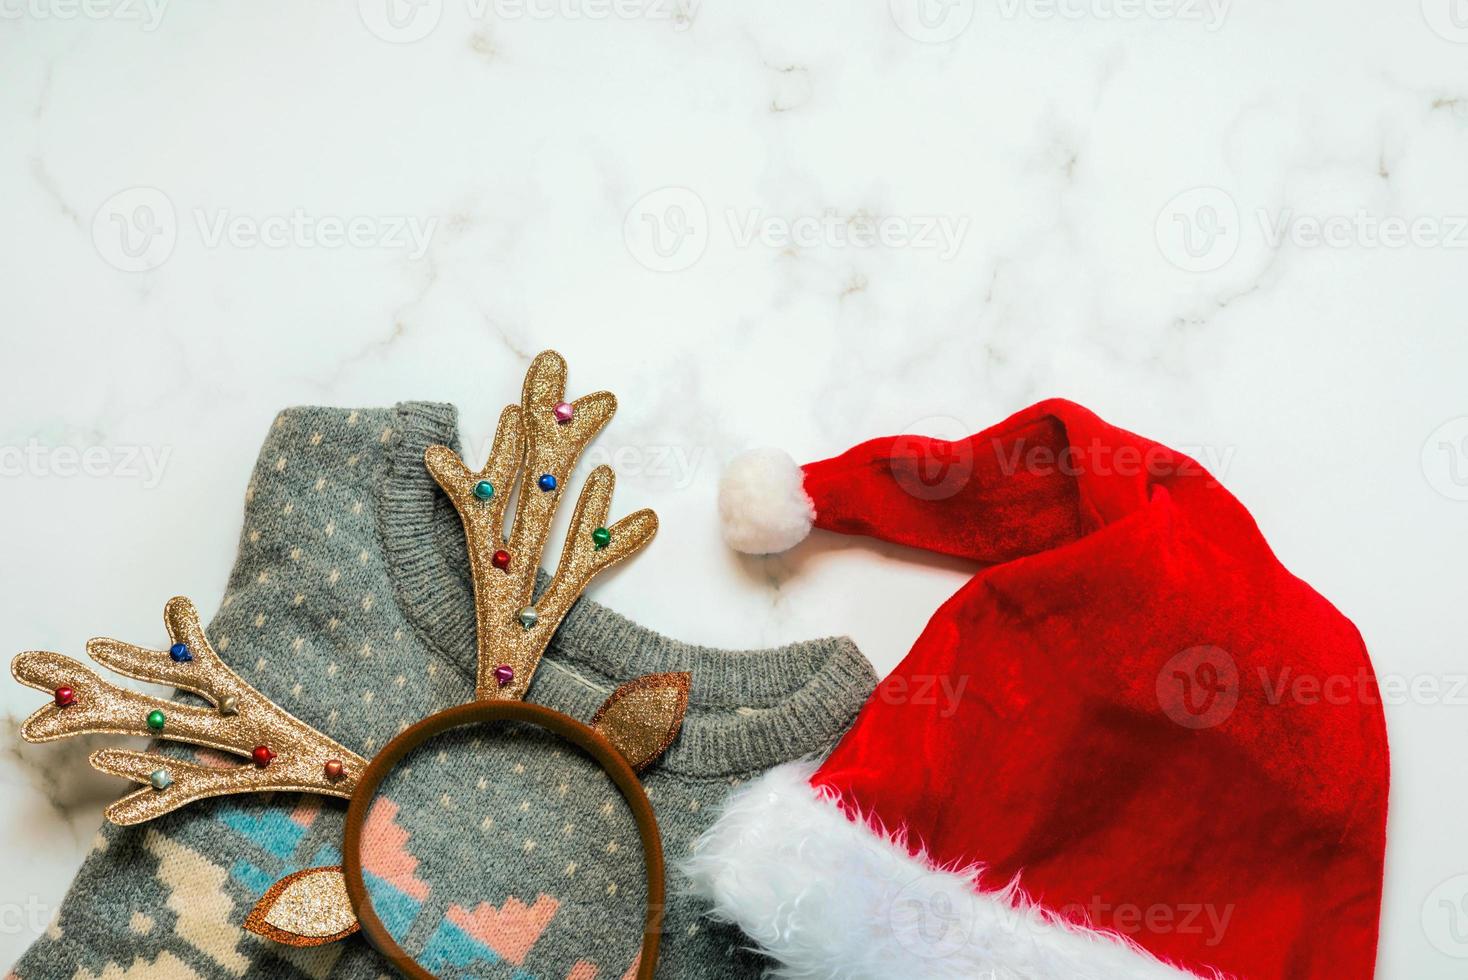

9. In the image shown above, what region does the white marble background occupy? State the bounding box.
[1,0,1465,975]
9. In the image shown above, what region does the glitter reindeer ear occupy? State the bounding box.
[425,350,659,701]
[591,672,691,773]
[243,866,360,947]
[10,596,364,825]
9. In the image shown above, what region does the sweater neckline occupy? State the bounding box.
[376,401,874,778]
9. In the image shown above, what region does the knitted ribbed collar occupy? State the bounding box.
[376,401,874,778]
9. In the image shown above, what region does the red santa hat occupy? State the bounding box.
[689,399,1388,980]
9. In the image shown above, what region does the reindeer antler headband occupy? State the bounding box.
[12,352,685,980]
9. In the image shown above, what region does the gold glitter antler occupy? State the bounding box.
[11,596,366,825]
[425,350,659,700]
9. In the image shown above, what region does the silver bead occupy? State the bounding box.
[218,695,239,716]
[516,606,539,629]
[149,769,173,791]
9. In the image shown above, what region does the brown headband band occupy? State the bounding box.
[341,700,665,980]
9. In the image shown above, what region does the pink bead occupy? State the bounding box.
[493,664,515,687]
[553,402,574,424]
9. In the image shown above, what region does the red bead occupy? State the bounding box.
[54,686,75,708]
[492,549,511,571]
[251,745,276,768]
[324,759,345,780]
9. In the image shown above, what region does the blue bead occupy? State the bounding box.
[473,480,494,501]
[169,643,193,663]
[537,474,557,492]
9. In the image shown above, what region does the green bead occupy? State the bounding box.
[592,526,612,550]
[149,769,172,791]
[473,480,495,501]
[147,710,166,732]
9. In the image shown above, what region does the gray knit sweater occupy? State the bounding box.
[11,402,875,980]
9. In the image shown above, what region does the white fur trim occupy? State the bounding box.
[684,762,1217,980]
[718,448,816,554]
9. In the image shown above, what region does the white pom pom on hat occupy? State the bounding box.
[718,448,815,555]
